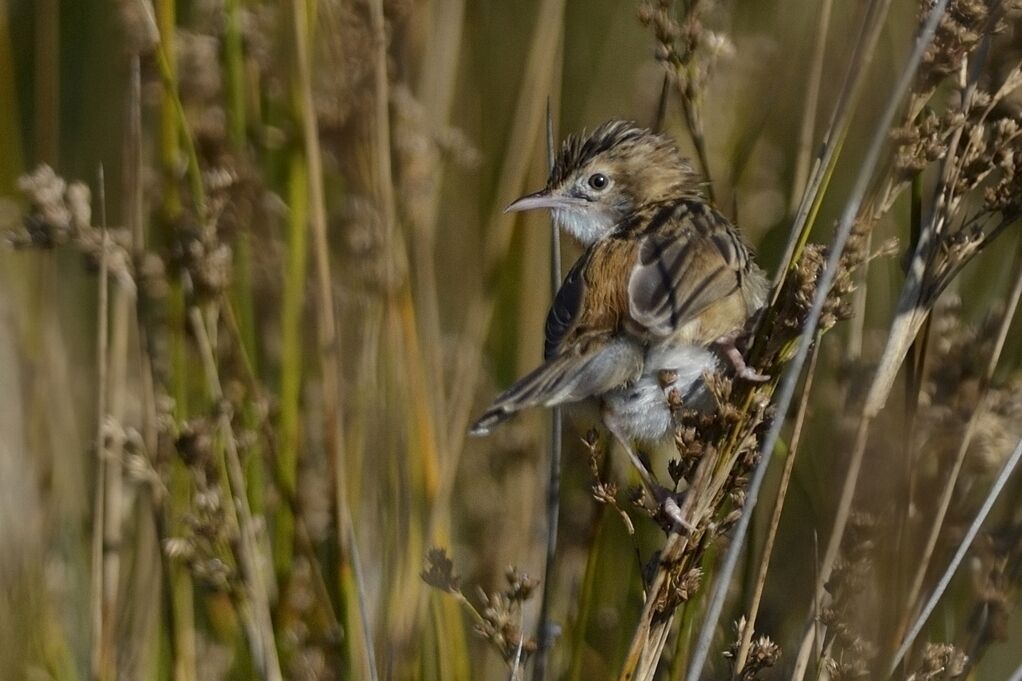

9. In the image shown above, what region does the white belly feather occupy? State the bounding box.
[602,344,718,443]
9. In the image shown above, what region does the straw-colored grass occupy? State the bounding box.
[2,1,1022,680]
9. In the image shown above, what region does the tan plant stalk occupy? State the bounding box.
[533,97,563,681]
[900,243,1022,638]
[788,0,832,213]
[103,203,133,681]
[889,433,1022,674]
[731,337,821,676]
[187,306,282,681]
[411,0,468,442]
[292,2,377,678]
[688,3,952,679]
[220,298,343,637]
[792,37,1021,679]
[150,4,199,678]
[89,174,111,681]
[121,56,164,678]
[770,0,892,301]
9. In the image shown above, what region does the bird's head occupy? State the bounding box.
[505,120,701,246]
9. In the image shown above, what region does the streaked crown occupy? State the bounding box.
[507,121,702,246]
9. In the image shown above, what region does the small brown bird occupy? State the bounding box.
[471,120,768,501]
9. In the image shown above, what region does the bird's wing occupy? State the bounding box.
[544,251,589,360]
[470,333,643,435]
[472,244,642,435]
[627,202,752,338]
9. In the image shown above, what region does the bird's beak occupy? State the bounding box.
[504,189,582,214]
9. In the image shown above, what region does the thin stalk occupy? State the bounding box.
[888,434,1022,675]
[362,0,453,669]
[770,0,891,302]
[903,174,925,437]
[123,55,164,680]
[653,73,670,133]
[188,307,282,681]
[678,89,714,204]
[223,0,257,375]
[667,602,694,680]
[154,0,180,217]
[413,0,468,452]
[534,98,562,681]
[220,298,343,640]
[895,172,928,642]
[142,0,205,215]
[89,173,111,681]
[789,0,833,213]
[223,0,267,594]
[275,150,308,575]
[292,3,377,678]
[686,2,950,679]
[103,189,133,681]
[152,4,198,678]
[732,338,821,676]
[223,0,246,148]
[567,507,609,681]
[899,245,1022,639]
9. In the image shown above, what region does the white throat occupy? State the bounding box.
[551,207,615,247]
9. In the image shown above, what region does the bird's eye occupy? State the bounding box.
[588,173,608,190]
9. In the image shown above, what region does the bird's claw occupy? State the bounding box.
[651,485,695,534]
[735,365,770,383]
[715,336,769,383]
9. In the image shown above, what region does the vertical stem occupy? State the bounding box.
[157,0,181,219]
[224,0,256,364]
[769,0,890,301]
[679,93,714,204]
[34,0,59,164]
[788,0,832,212]
[732,340,821,676]
[155,4,198,679]
[689,2,948,678]
[102,277,131,681]
[534,96,562,681]
[890,434,1022,674]
[89,174,111,681]
[275,152,307,574]
[898,245,1022,644]
[187,307,283,681]
[292,2,376,678]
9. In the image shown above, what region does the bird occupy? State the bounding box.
[470,120,768,509]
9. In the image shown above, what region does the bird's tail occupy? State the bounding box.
[469,337,642,436]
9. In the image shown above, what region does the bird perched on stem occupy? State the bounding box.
[471,120,768,518]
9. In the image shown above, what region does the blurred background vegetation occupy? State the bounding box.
[1,0,1021,679]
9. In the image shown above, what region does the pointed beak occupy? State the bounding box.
[504,189,584,214]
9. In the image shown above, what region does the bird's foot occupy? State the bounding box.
[714,336,769,383]
[649,484,695,535]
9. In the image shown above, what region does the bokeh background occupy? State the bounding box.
[1,0,1021,679]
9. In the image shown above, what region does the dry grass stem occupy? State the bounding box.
[7,1,1022,679]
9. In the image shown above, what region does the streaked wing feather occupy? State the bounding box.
[544,252,589,360]
[470,335,642,435]
[628,207,746,337]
